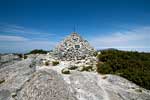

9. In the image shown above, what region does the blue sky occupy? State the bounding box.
[0,0,150,53]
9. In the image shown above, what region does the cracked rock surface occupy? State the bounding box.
[0,57,77,100]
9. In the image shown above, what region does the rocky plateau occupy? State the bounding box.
[0,54,150,100]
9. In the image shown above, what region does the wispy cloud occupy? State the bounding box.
[89,26,150,50]
[0,23,58,53]
[0,35,29,41]
[0,24,54,36]
[0,34,57,53]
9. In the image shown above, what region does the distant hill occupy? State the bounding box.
[26,49,48,54]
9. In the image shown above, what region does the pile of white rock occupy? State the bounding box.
[53,32,95,61]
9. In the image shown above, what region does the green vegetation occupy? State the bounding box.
[52,61,59,66]
[96,49,150,90]
[24,55,28,59]
[11,93,17,98]
[27,49,48,54]
[68,65,78,70]
[45,61,50,66]
[82,66,93,72]
[135,88,143,93]
[61,68,70,74]
[77,65,94,72]
[14,53,23,58]
[93,51,98,57]
[0,79,5,84]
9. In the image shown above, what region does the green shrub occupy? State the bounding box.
[68,65,78,70]
[27,49,48,54]
[97,49,150,90]
[52,61,59,66]
[24,55,27,59]
[93,51,98,57]
[82,66,93,71]
[45,61,49,66]
[0,79,5,84]
[135,88,142,93]
[61,68,70,74]
[97,63,113,74]
[16,54,23,58]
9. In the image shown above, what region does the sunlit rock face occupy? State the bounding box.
[53,32,95,60]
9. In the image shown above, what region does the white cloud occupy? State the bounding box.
[0,24,58,53]
[0,24,54,36]
[0,35,29,41]
[89,26,150,50]
[0,35,57,53]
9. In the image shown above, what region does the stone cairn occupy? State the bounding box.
[53,32,95,61]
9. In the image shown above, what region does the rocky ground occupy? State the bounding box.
[0,54,150,100]
[0,54,21,69]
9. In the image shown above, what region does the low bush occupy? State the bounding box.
[61,68,70,74]
[27,49,48,54]
[52,61,59,66]
[68,65,78,70]
[45,61,49,66]
[97,63,113,74]
[135,88,142,93]
[0,79,5,84]
[82,66,93,71]
[24,55,28,59]
[97,49,150,90]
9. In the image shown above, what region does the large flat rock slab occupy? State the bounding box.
[17,70,77,100]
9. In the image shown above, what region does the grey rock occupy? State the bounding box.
[69,72,105,100]
[17,70,77,100]
[65,72,150,100]
[0,90,11,100]
[0,58,36,99]
[0,54,21,69]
